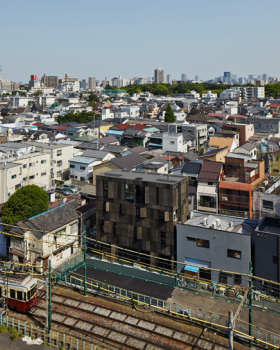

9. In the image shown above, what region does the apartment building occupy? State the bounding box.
[0,151,52,203]
[219,153,265,218]
[96,170,189,263]
[222,123,254,146]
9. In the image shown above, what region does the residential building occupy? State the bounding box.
[10,94,33,108]
[253,190,280,219]
[41,74,58,88]
[154,67,165,84]
[96,170,189,263]
[245,117,280,137]
[162,125,189,153]
[197,160,223,214]
[200,147,229,163]
[176,213,253,286]
[181,74,187,82]
[69,156,102,183]
[181,124,208,150]
[9,200,81,270]
[222,123,254,146]
[88,77,96,91]
[209,136,237,152]
[232,142,257,160]
[219,153,265,218]
[270,150,280,176]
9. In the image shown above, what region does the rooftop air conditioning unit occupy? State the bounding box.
[222,196,228,201]
[203,217,208,226]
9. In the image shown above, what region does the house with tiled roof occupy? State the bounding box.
[208,136,237,152]
[197,160,223,214]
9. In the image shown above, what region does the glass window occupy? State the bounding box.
[17,291,23,300]
[29,162,35,167]
[80,166,86,170]
[227,249,241,259]
[136,185,145,203]
[10,289,15,299]
[125,183,135,201]
[70,164,75,169]
[263,200,273,210]
[197,239,210,248]
[41,172,47,176]
[29,175,35,179]
[23,164,27,168]
[103,182,108,197]
[11,174,16,179]
[41,159,47,164]
[57,150,62,156]
[57,160,62,166]
[234,274,242,285]
[187,237,196,242]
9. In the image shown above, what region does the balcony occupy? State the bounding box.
[222,172,260,184]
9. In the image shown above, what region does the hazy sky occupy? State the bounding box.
[1,0,279,82]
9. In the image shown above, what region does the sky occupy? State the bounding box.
[1,0,280,83]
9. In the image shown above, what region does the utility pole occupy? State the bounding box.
[228,310,234,350]
[48,259,52,332]
[83,225,87,296]
[249,261,253,348]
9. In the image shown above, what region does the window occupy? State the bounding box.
[29,162,35,167]
[57,150,62,156]
[23,164,27,168]
[262,200,273,210]
[187,236,196,242]
[41,159,47,164]
[29,175,35,179]
[136,207,140,216]
[136,185,145,203]
[208,182,213,186]
[23,177,27,182]
[57,171,62,177]
[17,291,23,301]
[55,229,65,237]
[227,249,241,259]
[234,274,242,285]
[11,174,16,179]
[161,231,166,246]
[57,160,62,166]
[103,182,108,197]
[197,239,210,248]
[80,166,86,170]
[70,223,78,235]
[273,255,278,264]
[10,289,15,299]
[220,273,228,284]
[41,172,47,176]
[125,183,135,201]
[15,184,21,190]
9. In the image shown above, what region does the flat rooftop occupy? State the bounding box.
[98,169,186,184]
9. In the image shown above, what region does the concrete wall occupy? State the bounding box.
[176,223,251,286]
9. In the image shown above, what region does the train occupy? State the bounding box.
[0,275,38,313]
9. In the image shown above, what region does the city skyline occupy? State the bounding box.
[1,0,280,82]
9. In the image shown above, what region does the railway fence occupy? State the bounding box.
[0,313,106,350]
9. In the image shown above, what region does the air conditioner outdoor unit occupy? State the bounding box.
[222,196,228,201]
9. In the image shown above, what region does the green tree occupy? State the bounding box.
[164,104,176,123]
[1,185,49,226]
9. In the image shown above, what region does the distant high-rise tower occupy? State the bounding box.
[154,67,165,84]
[181,74,187,82]
[195,75,199,81]
[223,72,231,84]
[166,74,171,84]
[88,77,96,91]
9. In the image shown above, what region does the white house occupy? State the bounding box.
[69,156,102,182]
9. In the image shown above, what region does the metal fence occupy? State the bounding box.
[59,273,280,350]
[0,314,105,350]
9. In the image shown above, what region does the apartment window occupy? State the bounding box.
[262,200,273,210]
[57,160,62,166]
[273,255,278,264]
[197,239,210,248]
[187,236,196,242]
[80,177,85,181]
[136,207,140,216]
[15,184,21,190]
[23,177,27,181]
[234,274,242,285]
[227,249,241,259]
[55,229,65,237]
[57,171,62,177]
[11,174,16,179]
[220,273,228,285]
[41,172,47,176]
[161,231,166,246]
[70,223,78,235]
[80,166,86,170]
[103,182,108,197]
[23,164,27,168]
[70,164,75,169]
[136,185,145,203]
[125,183,135,201]
[29,162,35,167]
[29,175,35,179]
[208,182,213,186]
[57,150,62,156]
[41,159,47,164]
[170,141,175,145]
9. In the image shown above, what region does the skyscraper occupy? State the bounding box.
[154,67,165,84]
[223,72,231,84]
[166,74,171,84]
[88,77,96,91]
[181,74,187,82]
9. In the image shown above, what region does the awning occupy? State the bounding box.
[9,250,24,258]
[184,265,199,273]
[185,257,211,268]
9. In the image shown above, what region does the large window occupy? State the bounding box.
[199,195,216,208]
[103,182,108,197]
[227,249,241,259]
[196,239,210,248]
[263,200,273,210]
[125,183,135,201]
[136,185,145,203]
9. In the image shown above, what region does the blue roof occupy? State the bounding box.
[184,265,199,273]
[69,157,98,164]
[144,127,159,133]
[147,143,162,148]
[105,130,124,136]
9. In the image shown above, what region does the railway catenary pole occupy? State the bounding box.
[83,225,87,296]
[249,261,253,348]
[48,259,52,332]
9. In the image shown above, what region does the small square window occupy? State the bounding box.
[11,174,16,179]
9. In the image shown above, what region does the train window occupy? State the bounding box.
[0,287,2,297]
[10,289,15,299]
[28,291,30,300]
[31,286,36,297]
[24,292,26,301]
[17,291,23,301]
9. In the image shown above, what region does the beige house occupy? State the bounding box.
[9,200,81,271]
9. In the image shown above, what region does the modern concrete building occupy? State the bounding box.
[88,77,96,91]
[154,67,165,84]
[176,213,254,286]
[96,170,189,263]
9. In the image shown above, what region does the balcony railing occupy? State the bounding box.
[222,172,260,184]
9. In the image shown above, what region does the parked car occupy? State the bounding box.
[62,184,79,193]
[55,187,72,196]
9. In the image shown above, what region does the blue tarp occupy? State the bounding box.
[184,265,199,273]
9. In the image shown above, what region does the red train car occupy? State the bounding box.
[0,276,38,313]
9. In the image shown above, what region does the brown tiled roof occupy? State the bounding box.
[209,137,233,149]
[110,153,147,170]
[198,161,223,182]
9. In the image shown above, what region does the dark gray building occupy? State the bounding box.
[176,213,255,286]
[96,170,189,265]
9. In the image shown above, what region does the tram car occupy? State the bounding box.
[0,275,38,313]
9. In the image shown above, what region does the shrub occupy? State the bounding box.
[11,329,18,341]
[0,325,7,333]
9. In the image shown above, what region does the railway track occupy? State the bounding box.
[32,286,230,350]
